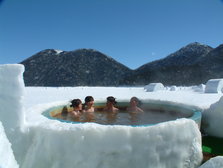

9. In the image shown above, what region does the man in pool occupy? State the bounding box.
[127,97,144,113]
[103,96,119,113]
[82,96,95,122]
[83,96,94,113]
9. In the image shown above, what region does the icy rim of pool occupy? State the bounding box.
[41,99,202,127]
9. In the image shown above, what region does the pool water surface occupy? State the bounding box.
[44,101,200,126]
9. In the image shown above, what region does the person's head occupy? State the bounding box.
[85,96,94,106]
[70,99,82,110]
[130,97,141,107]
[106,96,117,107]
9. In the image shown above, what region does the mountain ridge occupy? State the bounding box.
[20,42,223,86]
[21,48,132,86]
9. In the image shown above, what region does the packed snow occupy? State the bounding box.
[199,156,223,168]
[0,122,19,168]
[205,79,223,93]
[0,64,25,137]
[144,83,164,92]
[202,96,223,137]
[1,64,223,168]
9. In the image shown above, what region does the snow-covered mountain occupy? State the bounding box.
[137,42,212,69]
[121,42,223,86]
[196,44,223,81]
[21,42,223,86]
[21,49,132,86]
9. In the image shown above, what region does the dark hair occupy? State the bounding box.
[85,96,94,103]
[131,97,142,106]
[70,99,82,108]
[107,96,117,105]
[61,106,68,117]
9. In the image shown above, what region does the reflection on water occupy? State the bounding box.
[53,107,188,126]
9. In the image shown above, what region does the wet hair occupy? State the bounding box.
[130,97,142,106]
[106,96,117,105]
[61,106,68,117]
[85,96,94,103]
[70,99,82,108]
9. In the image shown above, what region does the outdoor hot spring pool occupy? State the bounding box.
[42,100,202,126]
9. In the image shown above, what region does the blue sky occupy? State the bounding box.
[0,0,223,69]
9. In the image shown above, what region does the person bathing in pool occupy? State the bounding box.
[82,96,95,122]
[103,96,119,124]
[83,96,94,113]
[68,99,83,121]
[104,96,119,113]
[127,97,144,113]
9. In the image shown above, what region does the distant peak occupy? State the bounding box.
[36,49,65,56]
[188,42,202,45]
[184,42,212,49]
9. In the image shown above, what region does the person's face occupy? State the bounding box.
[130,98,137,107]
[78,103,82,110]
[106,101,113,107]
[87,101,94,106]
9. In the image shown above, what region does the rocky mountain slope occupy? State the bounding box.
[21,49,132,86]
[120,42,223,86]
[20,42,223,86]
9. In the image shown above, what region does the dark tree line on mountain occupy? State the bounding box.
[20,42,223,86]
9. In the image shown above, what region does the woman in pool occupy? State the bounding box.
[127,97,144,113]
[68,99,83,121]
[83,96,94,113]
[104,96,119,113]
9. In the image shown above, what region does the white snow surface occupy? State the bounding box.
[24,86,222,110]
[1,64,223,168]
[0,122,19,168]
[199,156,223,168]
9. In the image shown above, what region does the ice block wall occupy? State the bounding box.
[22,117,202,168]
[0,64,25,137]
[0,122,19,168]
[203,96,223,138]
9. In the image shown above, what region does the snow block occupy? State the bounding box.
[0,122,19,168]
[192,84,206,92]
[202,96,223,138]
[170,85,177,91]
[205,79,223,93]
[144,83,164,92]
[21,114,202,168]
[0,64,25,136]
[199,156,223,168]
